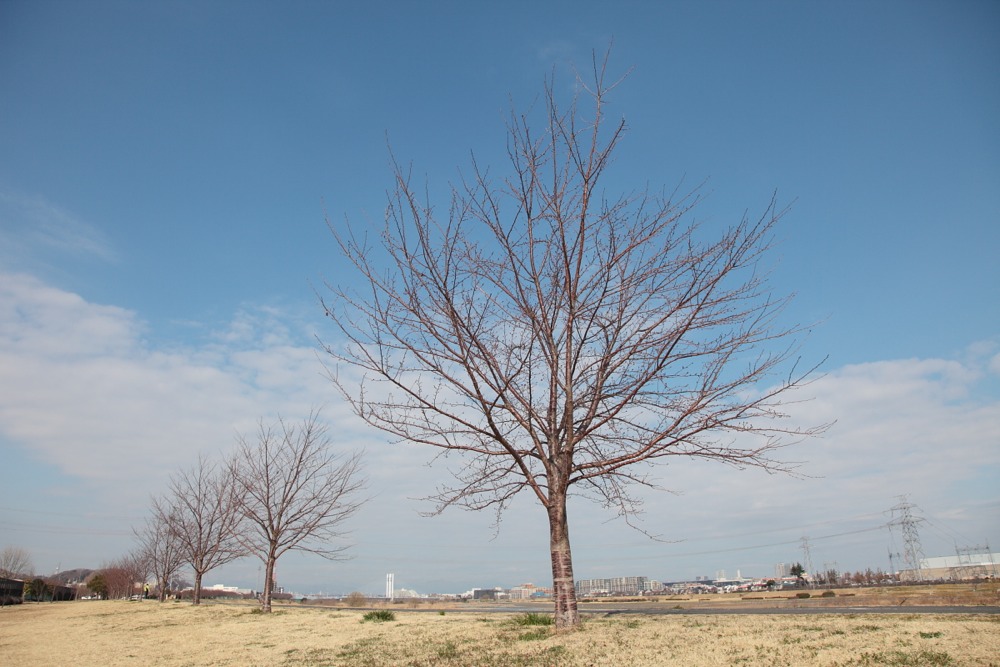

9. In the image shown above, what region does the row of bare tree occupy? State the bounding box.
[814,568,896,587]
[133,411,365,612]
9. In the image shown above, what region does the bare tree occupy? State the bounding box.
[0,546,33,579]
[323,53,826,628]
[137,500,186,602]
[230,412,365,613]
[157,456,245,604]
[100,553,145,600]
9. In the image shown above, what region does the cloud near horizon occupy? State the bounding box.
[1,271,997,583]
[0,272,357,493]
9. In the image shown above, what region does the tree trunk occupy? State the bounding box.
[193,570,203,605]
[548,496,580,629]
[261,554,275,613]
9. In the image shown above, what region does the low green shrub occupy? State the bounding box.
[821,590,836,598]
[512,612,553,626]
[796,592,811,599]
[361,610,395,623]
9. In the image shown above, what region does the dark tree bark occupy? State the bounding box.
[323,50,826,629]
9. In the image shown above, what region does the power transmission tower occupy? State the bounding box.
[800,536,814,587]
[955,543,995,580]
[888,496,926,581]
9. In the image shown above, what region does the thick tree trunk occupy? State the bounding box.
[261,555,275,613]
[193,570,203,605]
[548,496,580,629]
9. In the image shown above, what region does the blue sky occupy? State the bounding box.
[1,0,998,595]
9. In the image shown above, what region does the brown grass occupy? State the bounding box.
[2,598,999,666]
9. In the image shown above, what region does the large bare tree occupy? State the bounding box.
[323,55,825,629]
[230,412,365,613]
[157,456,245,604]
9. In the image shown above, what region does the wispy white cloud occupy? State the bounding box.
[0,190,116,266]
[0,273,357,495]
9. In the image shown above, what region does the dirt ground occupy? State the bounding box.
[2,597,998,666]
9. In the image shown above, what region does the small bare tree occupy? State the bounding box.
[0,546,33,579]
[230,412,365,613]
[323,53,826,628]
[100,554,145,600]
[137,500,186,602]
[157,455,245,604]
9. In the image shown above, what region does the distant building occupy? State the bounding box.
[898,553,999,581]
[575,576,649,597]
[1,578,24,605]
[472,587,503,600]
[509,583,551,599]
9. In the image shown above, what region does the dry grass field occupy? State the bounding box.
[2,597,999,667]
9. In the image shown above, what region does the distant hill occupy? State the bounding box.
[49,568,93,585]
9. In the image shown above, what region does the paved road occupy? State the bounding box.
[411,604,1000,616]
[585,605,1000,615]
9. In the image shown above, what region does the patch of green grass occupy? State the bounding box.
[437,640,459,658]
[245,608,286,616]
[848,649,954,666]
[542,645,568,659]
[854,623,882,633]
[510,612,553,626]
[361,609,395,623]
[918,631,943,639]
[338,636,384,664]
[284,647,338,665]
[517,628,551,641]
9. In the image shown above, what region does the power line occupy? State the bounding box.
[0,520,134,537]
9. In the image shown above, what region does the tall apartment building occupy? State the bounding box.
[575,576,649,596]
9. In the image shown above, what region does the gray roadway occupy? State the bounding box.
[583,605,1000,615]
[396,603,1000,616]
